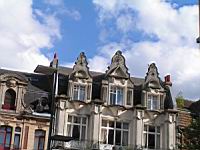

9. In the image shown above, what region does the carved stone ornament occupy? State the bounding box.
[6,78,17,87]
[106,50,130,79]
[144,63,161,89]
[70,52,91,79]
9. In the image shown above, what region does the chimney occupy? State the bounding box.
[50,52,58,68]
[164,75,172,86]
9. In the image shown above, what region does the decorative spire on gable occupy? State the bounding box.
[144,63,161,89]
[70,52,91,79]
[106,50,130,79]
[50,52,58,68]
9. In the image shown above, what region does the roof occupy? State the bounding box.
[0,68,52,114]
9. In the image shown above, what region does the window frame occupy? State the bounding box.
[2,89,16,110]
[0,126,12,149]
[100,119,129,146]
[72,83,87,101]
[14,127,21,149]
[143,125,160,149]
[66,115,87,141]
[34,129,46,150]
[109,85,124,106]
[147,94,160,110]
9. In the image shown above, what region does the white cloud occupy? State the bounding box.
[92,0,200,100]
[0,0,61,72]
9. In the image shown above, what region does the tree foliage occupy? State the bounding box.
[182,118,200,149]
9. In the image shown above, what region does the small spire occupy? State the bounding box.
[54,52,58,59]
[50,52,58,68]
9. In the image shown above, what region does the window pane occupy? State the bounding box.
[109,121,114,128]
[72,125,80,140]
[115,130,121,145]
[39,137,45,150]
[73,85,78,100]
[101,129,107,144]
[108,129,114,145]
[149,126,155,132]
[14,134,20,148]
[68,115,72,122]
[126,90,132,105]
[147,98,151,110]
[144,133,147,148]
[5,133,11,147]
[116,122,121,129]
[82,117,86,124]
[157,126,160,133]
[122,131,128,146]
[156,135,160,148]
[116,88,123,105]
[0,131,5,145]
[15,127,21,132]
[81,126,86,140]
[148,134,155,149]
[123,123,129,129]
[79,85,85,101]
[153,99,158,110]
[67,124,71,136]
[74,116,80,123]
[102,120,107,127]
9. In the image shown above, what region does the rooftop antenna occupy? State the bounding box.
[196,0,200,43]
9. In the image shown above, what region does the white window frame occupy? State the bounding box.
[66,115,87,141]
[143,125,160,150]
[147,94,160,110]
[100,119,129,146]
[73,83,86,101]
[109,85,124,105]
[126,89,133,106]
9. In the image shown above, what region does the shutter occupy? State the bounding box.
[101,86,108,103]
[23,126,29,149]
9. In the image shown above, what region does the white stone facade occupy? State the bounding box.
[53,51,178,150]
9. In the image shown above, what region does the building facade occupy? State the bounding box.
[0,69,51,150]
[35,51,178,150]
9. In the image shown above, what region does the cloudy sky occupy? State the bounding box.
[0,0,199,100]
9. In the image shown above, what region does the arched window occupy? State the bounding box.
[2,89,16,110]
[0,126,12,149]
[34,130,46,150]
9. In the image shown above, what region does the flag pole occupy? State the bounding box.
[197,0,200,43]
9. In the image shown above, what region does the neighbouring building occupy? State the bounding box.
[35,50,178,150]
[0,69,51,149]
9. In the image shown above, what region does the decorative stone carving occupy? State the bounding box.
[6,79,17,88]
[106,50,130,79]
[144,63,161,89]
[70,52,91,79]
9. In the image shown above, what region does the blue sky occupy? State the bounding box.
[0,0,199,100]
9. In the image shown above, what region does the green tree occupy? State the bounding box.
[182,118,200,149]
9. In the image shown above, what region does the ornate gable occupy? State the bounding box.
[144,63,161,89]
[70,52,91,80]
[106,50,130,79]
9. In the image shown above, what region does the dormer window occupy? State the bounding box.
[73,84,86,101]
[147,95,159,110]
[2,89,16,110]
[109,86,124,105]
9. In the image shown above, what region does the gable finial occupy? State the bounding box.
[106,50,130,78]
[70,52,91,79]
[50,52,58,68]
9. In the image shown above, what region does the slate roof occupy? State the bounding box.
[35,65,174,109]
[0,68,52,113]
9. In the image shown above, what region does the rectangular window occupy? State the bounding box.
[126,89,133,106]
[143,125,160,149]
[110,86,124,105]
[147,95,159,110]
[67,115,87,140]
[73,84,86,101]
[101,119,129,146]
